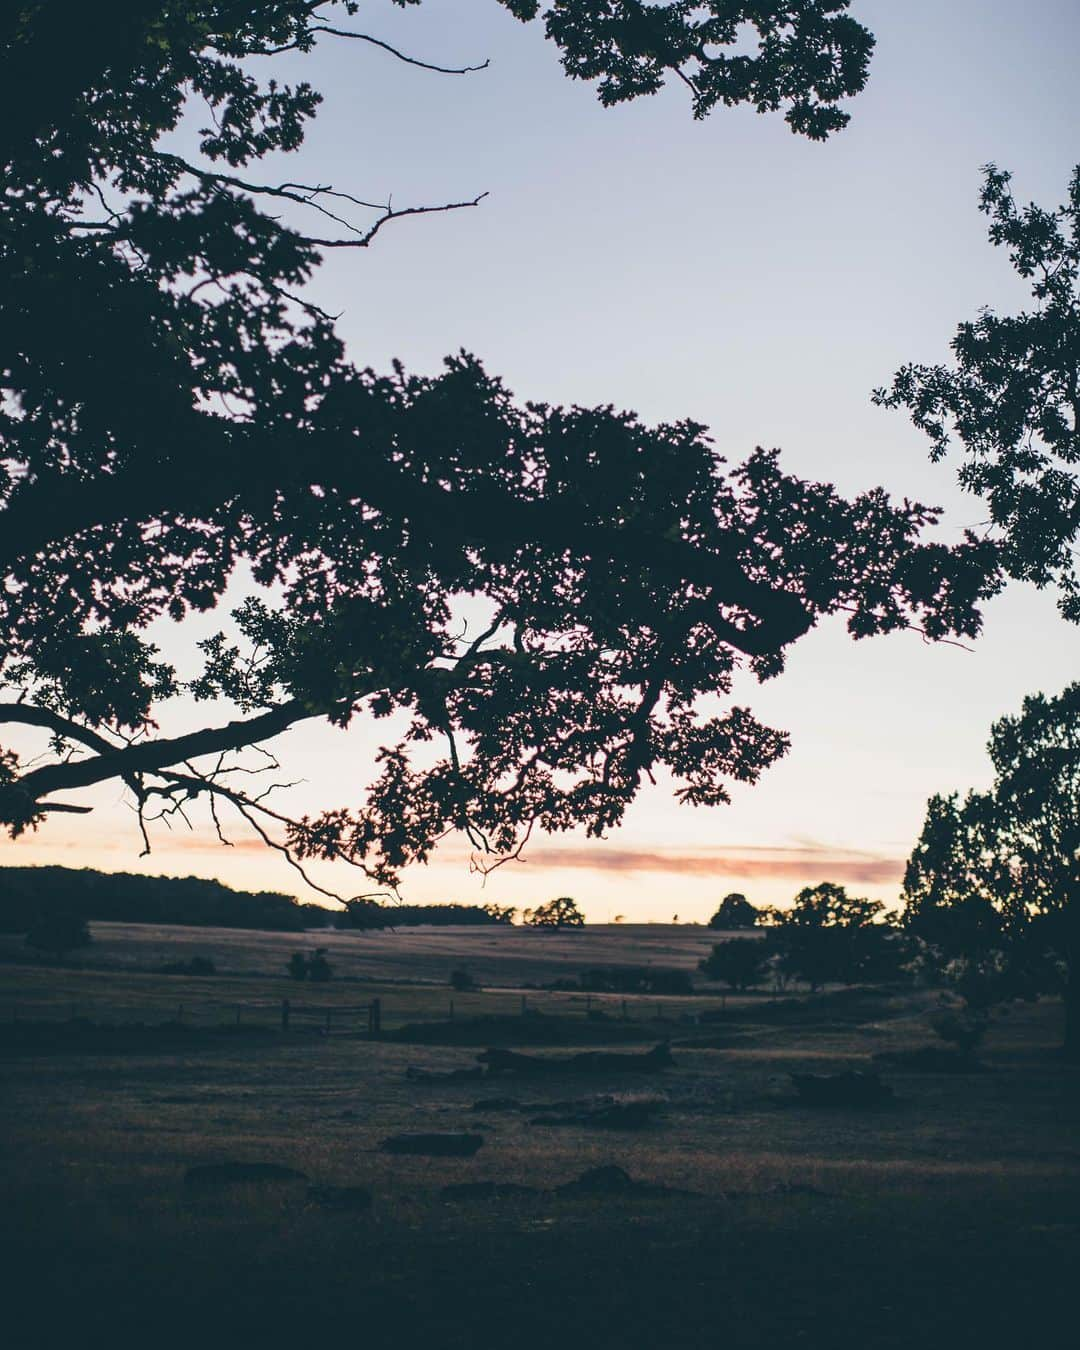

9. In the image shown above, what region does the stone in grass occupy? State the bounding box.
[184,1161,308,1187]
[441,1181,541,1201]
[379,1132,485,1157]
[307,1184,373,1211]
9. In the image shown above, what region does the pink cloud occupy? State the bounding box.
[506,846,903,885]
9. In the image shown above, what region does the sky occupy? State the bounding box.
[5,0,1079,920]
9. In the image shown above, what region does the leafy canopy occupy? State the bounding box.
[0,2,996,895]
[902,683,1079,1048]
[875,165,1080,621]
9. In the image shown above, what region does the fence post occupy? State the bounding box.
[325,1008,332,1035]
[585,995,592,1016]
[520,994,527,1016]
[368,998,381,1037]
[177,1004,184,1024]
[449,998,455,1021]
[621,999,627,1020]
[235,1004,241,1026]
[281,998,290,1031]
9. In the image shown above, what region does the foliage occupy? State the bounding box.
[698,938,769,990]
[287,947,332,981]
[875,164,1080,621]
[902,682,1079,1052]
[524,896,586,929]
[0,2,997,894]
[307,947,333,982]
[578,964,693,994]
[338,899,516,928]
[929,1005,989,1059]
[508,2,874,139]
[450,968,478,992]
[24,909,93,957]
[0,865,316,932]
[158,955,217,976]
[708,892,759,929]
[762,882,895,991]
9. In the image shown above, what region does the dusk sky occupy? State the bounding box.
[7,0,1079,919]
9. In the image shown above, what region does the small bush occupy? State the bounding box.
[450,968,478,992]
[699,939,769,991]
[930,1006,988,1057]
[159,956,217,976]
[307,948,333,983]
[25,911,92,957]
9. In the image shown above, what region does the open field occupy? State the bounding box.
[3,918,732,985]
[1,922,1078,1349]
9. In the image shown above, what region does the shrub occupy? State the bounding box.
[307,948,333,983]
[699,939,769,991]
[450,968,478,992]
[159,956,217,976]
[25,911,92,957]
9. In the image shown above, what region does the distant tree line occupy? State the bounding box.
[337,899,518,930]
[0,865,321,933]
[0,867,524,936]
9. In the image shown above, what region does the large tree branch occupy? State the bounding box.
[12,699,314,802]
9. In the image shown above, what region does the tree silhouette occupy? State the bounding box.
[904,683,1079,1055]
[699,937,768,990]
[1,3,995,896]
[763,882,891,991]
[524,896,585,929]
[708,893,759,929]
[875,164,1080,621]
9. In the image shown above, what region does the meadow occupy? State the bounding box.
[1,921,1077,1349]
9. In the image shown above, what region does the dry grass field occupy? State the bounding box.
[1,921,1078,1349]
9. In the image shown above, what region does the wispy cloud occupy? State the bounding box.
[503,845,903,885]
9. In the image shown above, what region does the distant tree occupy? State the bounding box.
[307,947,333,982]
[24,910,92,958]
[708,893,759,929]
[763,882,893,991]
[288,951,309,982]
[875,164,1080,621]
[699,938,769,991]
[481,903,518,926]
[903,682,1079,1056]
[523,896,585,929]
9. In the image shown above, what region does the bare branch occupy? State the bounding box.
[255,24,490,76]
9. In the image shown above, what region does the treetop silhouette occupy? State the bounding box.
[876,164,1080,621]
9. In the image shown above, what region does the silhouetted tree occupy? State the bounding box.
[708,893,759,929]
[875,164,1080,621]
[24,910,93,958]
[1,3,995,898]
[904,683,1079,1056]
[307,947,333,982]
[524,896,585,929]
[763,882,893,991]
[699,938,768,990]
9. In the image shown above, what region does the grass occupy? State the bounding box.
[1,921,1077,1349]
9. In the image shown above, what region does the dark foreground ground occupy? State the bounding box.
[1,928,1078,1349]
